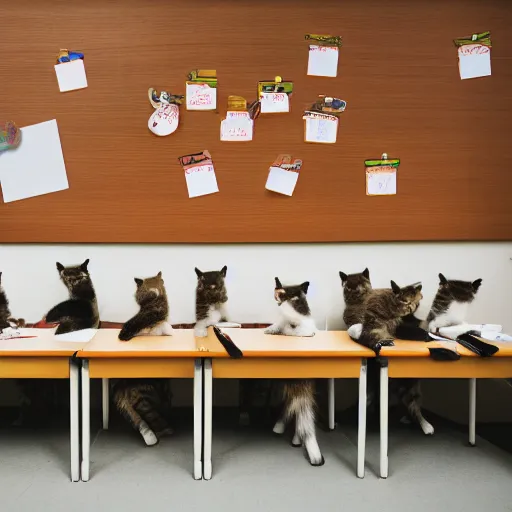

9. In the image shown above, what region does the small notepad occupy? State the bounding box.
[307,45,339,77]
[266,166,299,196]
[458,44,491,79]
[54,59,88,92]
[260,93,290,113]
[186,83,217,110]
[220,112,253,141]
[304,115,338,143]
[185,164,219,198]
[366,170,397,195]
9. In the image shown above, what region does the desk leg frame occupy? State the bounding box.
[81,359,90,482]
[102,378,109,430]
[469,378,476,446]
[357,359,367,478]
[203,358,213,480]
[194,359,203,480]
[380,360,389,479]
[328,378,336,430]
[69,360,80,482]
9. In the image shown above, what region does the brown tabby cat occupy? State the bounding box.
[46,259,99,334]
[113,379,173,446]
[118,272,172,341]
[194,266,228,337]
[339,268,372,327]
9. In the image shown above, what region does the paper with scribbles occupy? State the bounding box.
[458,44,491,79]
[307,45,339,77]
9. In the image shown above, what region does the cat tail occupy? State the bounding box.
[213,326,243,358]
[119,310,166,341]
[46,299,94,323]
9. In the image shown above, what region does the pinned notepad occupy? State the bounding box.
[365,154,400,196]
[454,31,491,80]
[54,50,87,92]
[178,150,219,198]
[186,69,217,110]
[305,34,342,77]
[303,95,346,144]
[258,76,293,113]
[265,154,302,196]
[220,95,258,141]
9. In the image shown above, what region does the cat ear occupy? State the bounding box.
[415,283,423,292]
[56,262,64,272]
[472,278,482,292]
[157,271,162,278]
[274,277,283,289]
[220,265,227,277]
[362,268,370,279]
[301,281,310,294]
[339,271,348,283]
[134,278,143,287]
[80,259,90,272]
[390,280,401,294]
[195,267,203,278]
[438,273,448,285]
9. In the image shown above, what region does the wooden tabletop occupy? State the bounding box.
[204,328,375,358]
[0,329,87,357]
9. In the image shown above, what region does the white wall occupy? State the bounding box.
[0,242,511,330]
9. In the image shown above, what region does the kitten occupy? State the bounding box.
[46,259,99,334]
[113,378,173,446]
[0,272,25,331]
[118,272,173,341]
[264,278,316,337]
[194,266,228,337]
[340,268,372,327]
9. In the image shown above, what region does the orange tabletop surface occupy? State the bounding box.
[0,329,87,357]
[78,329,224,358]
[205,328,375,358]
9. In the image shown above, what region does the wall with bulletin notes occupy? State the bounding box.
[0,0,511,243]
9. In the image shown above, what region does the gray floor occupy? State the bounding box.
[1,420,512,512]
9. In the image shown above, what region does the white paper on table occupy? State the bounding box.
[304,115,338,143]
[54,59,88,92]
[307,45,339,77]
[265,166,299,196]
[186,83,217,110]
[215,322,242,328]
[260,92,290,113]
[220,112,253,141]
[458,44,491,80]
[481,331,512,342]
[54,328,98,342]
[366,171,397,195]
[0,119,69,203]
[184,163,219,198]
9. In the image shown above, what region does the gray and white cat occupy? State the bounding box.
[194,266,228,337]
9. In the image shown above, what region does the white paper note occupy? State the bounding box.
[260,92,290,113]
[304,115,338,143]
[307,45,339,77]
[54,59,88,92]
[186,83,217,110]
[265,166,299,196]
[55,328,98,342]
[220,112,253,141]
[0,119,69,203]
[367,171,396,195]
[458,44,491,80]
[185,163,219,198]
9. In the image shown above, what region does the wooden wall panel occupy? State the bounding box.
[0,0,511,243]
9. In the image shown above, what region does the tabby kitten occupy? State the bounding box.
[339,268,372,327]
[46,259,99,334]
[194,266,228,337]
[119,272,173,341]
[264,278,316,337]
[113,378,173,446]
[0,272,25,330]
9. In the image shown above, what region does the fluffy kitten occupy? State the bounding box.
[119,272,173,341]
[113,378,173,446]
[340,268,372,327]
[264,278,316,337]
[46,259,99,334]
[194,266,228,337]
[0,272,25,330]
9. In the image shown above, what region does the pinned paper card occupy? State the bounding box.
[148,88,184,136]
[186,70,217,110]
[454,32,491,80]
[305,34,342,77]
[178,150,219,198]
[303,113,338,143]
[265,155,302,196]
[365,154,400,196]
[258,77,293,113]
[220,111,253,141]
[0,119,69,203]
[55,59,87,92]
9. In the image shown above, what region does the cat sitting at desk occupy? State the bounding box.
[266,277,323,466]
[45,259,99,334]
[340,268,373,328]
[194,266,228,337]
[119,272,173,341]
[0,272,25,331]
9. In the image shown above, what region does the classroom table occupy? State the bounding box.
[77,329,224,481]
[378,339,512,479]
[0,328,85,481]
[201,328,375,480]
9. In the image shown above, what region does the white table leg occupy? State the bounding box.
[328,378,336,430]
[357,359,367,478]
[69,360,80,482]
[81,359,91,482]
[193,359,203,480]
[469,378,476,446]
[102,378,109,430]
[380,360,389,478]
[203,358,213,480]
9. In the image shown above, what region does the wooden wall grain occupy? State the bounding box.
[0,0,511,242]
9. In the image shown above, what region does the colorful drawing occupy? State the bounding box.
[0,121,21,152]
[148,88,184,136]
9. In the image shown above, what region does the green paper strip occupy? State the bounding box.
[454,31,491,48]
[305,34,342,47]
[364,159,400,167]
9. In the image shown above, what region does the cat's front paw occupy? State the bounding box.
[373,339,394,354]
[194,327,208,338]
[118,330,135,342]
[264,325,282,335]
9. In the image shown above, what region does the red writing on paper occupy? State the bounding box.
[185,164,214,175]
[310,45,338,53]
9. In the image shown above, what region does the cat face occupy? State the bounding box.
[134,271,166,304]
[437,273,482,302]
[274,277,309,305]
[339,268,371,302]
[56,259,90,290]
[195,266,227,295]
[391,280,423,316]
